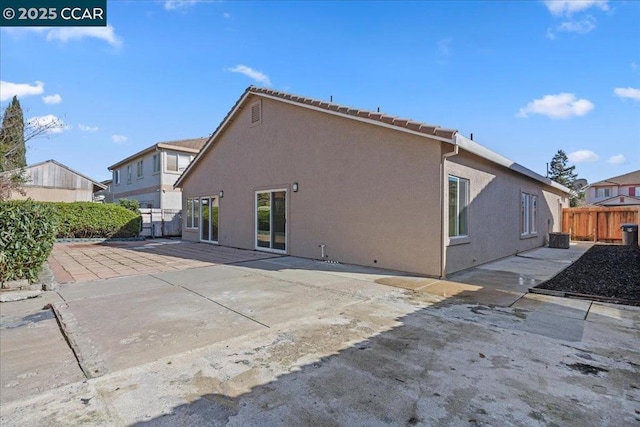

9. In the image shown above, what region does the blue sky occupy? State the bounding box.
[1,0,639,183]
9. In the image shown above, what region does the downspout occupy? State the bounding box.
[440,141,459,279]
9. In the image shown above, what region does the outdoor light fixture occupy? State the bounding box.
[293,182,299,192]
[219,190,224,198]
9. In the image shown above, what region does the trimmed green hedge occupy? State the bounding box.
[49,202,141,238]
[0,200,58,284]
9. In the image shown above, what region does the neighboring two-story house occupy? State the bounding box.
[108,138,206,210]
[585,170,640,206]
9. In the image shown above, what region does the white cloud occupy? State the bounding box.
[556,16,597,34]
[227,65,272,86]
[223,12,231,19]
[78,124,99,132]
[632,62,638,71]
[164,1,198,11]
[608,154,626,165]
[614,87,640,101]
[0,80,45,102]
[46,25,122,47]
[27,114,69,134]
[517,93,594,119]
[42,94,62,104]
[545,28,557,40]
[112,134,128,144]
[543,0,609,16]
[568,150,599,163]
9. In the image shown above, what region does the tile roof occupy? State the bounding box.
[249,86,458,140]
[590,169,640,186]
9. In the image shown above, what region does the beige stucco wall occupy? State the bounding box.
[12,187,94,202]
[181,95,445,275]
[444,151,568,274]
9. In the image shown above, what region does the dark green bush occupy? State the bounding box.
[49,202,141,238]
[0,200,58,284]
[118,198,140,212]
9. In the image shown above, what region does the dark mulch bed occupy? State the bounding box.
[535,245,640,303]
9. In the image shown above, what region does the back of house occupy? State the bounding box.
[176,87,570,277]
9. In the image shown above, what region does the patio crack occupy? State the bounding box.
[151,275,271,329]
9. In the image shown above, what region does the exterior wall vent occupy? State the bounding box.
[250,100,262,127]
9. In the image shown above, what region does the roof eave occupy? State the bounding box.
[454,134,571,194]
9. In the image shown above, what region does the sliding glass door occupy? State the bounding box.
[255,190,286,252]
[200,196,219,243]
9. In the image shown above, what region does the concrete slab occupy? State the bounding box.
[517,243,592,263]
[55,285,265,374]
[511,293,592,320]
[0,290,42,302]
[57,274,172,302]
[0,305,85,404]
[181,273,364,326]
[586,302,640,329]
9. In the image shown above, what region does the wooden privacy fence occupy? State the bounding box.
[562,206,639,242]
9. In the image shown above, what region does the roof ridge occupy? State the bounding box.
[248,86,457,139]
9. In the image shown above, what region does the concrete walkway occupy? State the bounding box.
[2,242,639,426]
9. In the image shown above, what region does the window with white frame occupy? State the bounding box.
[166,153,192,172]
[521,192,538,236]
[635,187,640,197]
[127,165,132,184]
[185,198,199,228]
[595,187,611,198]
[152,154,160,173]
[136,160,143,178]
[114,169,121,185]
[448,175,469,238]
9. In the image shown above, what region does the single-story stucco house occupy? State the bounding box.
[175,87,570,277]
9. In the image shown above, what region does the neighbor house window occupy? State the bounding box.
[136,160,143,178]
[521,192,538,236]
[186,198,199,228]
[636,187,640,197]
[114,170,121,185]
[448,175,469,237]
[127,165,132,184]
[166,153,192,172]
[152,154,160,173]
[595,187,611,198]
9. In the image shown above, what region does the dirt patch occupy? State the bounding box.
[535,245,640,303]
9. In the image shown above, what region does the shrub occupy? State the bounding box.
[0,200,58,284]
[50,202,141,238]
[118,198,140,212]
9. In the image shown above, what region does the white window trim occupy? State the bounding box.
[199,196,219,244]
[152,154,161,175]
[185,198,198,229]
[596,187,611,198]
[136,160,144,179]
[114,169,121,186]
[448,175,469,240]
[521,191,538,238]
[126,165,132,184]
[254,189,287,254]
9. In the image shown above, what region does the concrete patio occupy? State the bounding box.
[1,241,638,426]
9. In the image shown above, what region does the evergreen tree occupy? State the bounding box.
[0,96,26,172]
[548,149,577,188]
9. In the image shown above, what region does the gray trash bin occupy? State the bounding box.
[620,223,638,246]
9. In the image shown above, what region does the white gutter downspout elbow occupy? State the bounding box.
[440,141,459,279]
